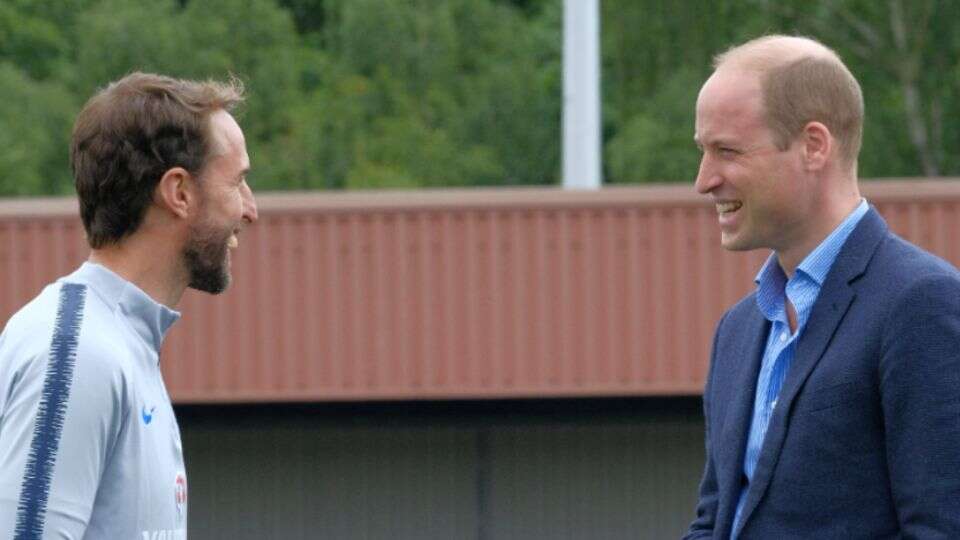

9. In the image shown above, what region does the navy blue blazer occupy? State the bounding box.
[685,208,960,539]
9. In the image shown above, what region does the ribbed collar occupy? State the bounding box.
[61,262,181,353]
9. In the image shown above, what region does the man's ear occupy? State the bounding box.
[155,167,196,219]
[801,121,832,171]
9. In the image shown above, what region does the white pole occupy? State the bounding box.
[562,0,601,189]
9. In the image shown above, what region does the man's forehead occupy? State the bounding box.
[699,68,762,108]
[698,70,763,117]
[207,110,245,157]
[695,73,770,146]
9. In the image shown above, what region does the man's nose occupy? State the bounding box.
[241,181,258,224]
[694,154,721,194]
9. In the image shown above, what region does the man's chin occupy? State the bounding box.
[187,264,231,295]
[719,232,754,252]
[188,278,230,295]
[183,238,232,294]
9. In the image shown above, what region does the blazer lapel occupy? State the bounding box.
[715,307,769,537]
[733,208,889,533]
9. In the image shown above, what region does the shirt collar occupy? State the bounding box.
[754,255,787,321]
[754,199,869,318]
[61,262,181,352]
[794,199,870,286]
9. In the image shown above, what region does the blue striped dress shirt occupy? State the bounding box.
[730,199,869,538]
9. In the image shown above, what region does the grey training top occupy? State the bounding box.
[0,262,187,539]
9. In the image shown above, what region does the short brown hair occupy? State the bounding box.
[71,72,244,248]
[714,35,864,166]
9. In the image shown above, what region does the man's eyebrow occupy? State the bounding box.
[698,136,739,149]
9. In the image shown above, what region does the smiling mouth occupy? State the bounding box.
[227,234,239,249]
[716,201,742,214]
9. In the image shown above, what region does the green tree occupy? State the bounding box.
[602,0,960,182]
[0,64,76,195]
[69,0,311,189]
[1,0,957,195]
[605,68,703,183]
[772,0,960,177]
[310,0,560,188]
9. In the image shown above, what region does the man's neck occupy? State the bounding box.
[777,192,862,278]
[88,241,186,308]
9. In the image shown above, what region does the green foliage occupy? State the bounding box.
[72,0,189,95]
[347,114,505,188]
[605,68,703,184]
[0,0,957,196]
[316,0,559,187]
[601,0,960,182]
[0,3,70,80]
[0,64,76,195]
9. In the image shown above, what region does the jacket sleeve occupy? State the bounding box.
[880,273,960,538]
[683,399,719,539]
[0,342,125,540]
[683,312,728,539]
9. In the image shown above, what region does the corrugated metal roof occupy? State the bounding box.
[2,180,959,402]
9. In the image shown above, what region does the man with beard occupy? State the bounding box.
[0,72,257,539]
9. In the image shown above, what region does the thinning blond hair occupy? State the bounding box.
[714,35,863,166]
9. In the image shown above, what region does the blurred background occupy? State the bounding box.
[3,0,959,195]
[1,0,959,538]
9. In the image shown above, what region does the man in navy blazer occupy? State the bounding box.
[686,35,960,539]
